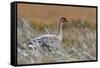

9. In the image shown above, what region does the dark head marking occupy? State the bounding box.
[60,17,69,23]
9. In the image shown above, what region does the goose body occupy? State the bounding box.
[27,34,61,52]
[24,17,69,52]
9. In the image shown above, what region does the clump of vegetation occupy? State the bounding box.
[73,20,96,31]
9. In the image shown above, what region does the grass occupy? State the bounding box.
[17,18,96,64]
[73,20,96,31]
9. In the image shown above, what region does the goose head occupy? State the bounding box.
[59,17,69,24]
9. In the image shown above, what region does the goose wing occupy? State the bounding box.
[36,35,62,52]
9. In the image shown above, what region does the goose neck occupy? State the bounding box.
[56,21,63,39]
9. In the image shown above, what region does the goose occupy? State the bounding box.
[23,17,69,53]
